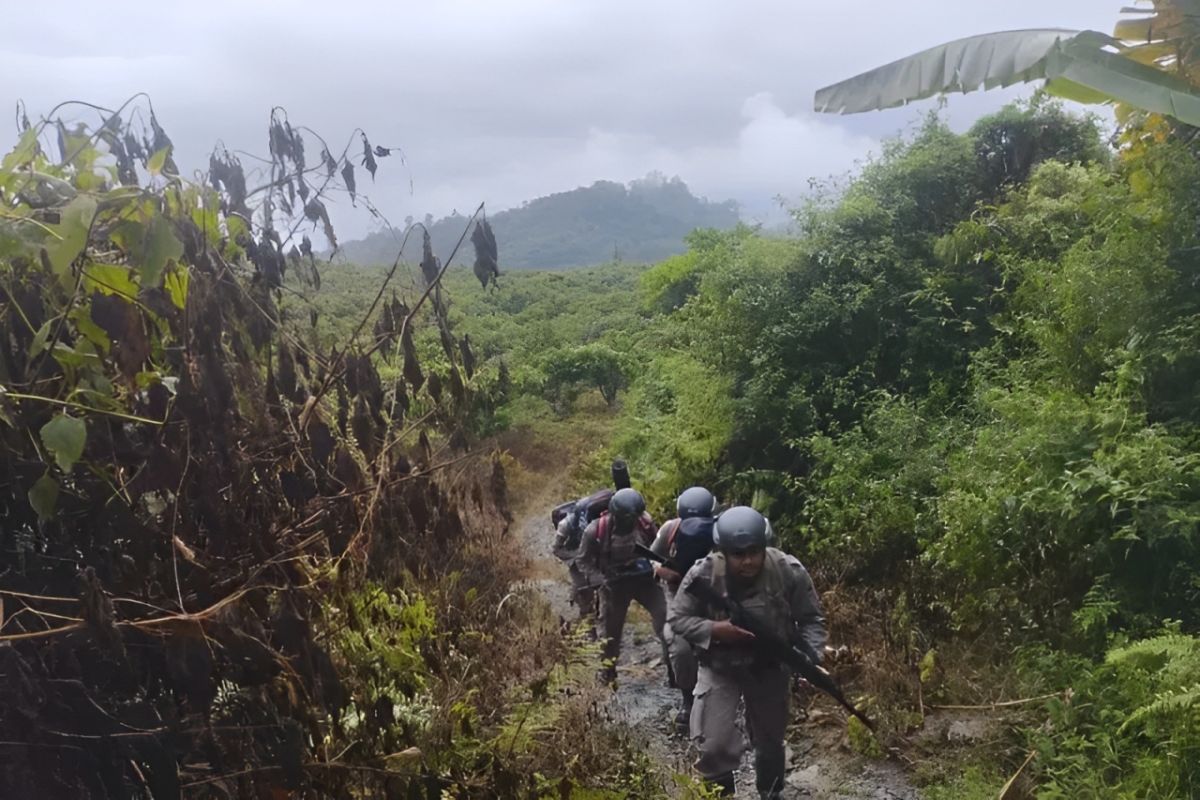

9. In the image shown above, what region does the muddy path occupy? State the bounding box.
[509,465,923,799]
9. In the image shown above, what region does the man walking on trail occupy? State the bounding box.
[576,487,666,685]
[668,506,827,799]
[552,496,606,620]
[550,460,634,621]
[649,486,718,734]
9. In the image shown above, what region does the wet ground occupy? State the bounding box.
[512,476,922,799]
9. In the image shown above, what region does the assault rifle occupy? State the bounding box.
[636,544,874,731]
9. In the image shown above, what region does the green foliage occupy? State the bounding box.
[541,343,629,411]
[847,715,884,757]
[39,413,86,472]
[920,765,1004,800]
[601,351,734,515]
[1029,632,1200,798]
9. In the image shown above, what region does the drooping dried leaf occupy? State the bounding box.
[277,342,298,401]
[110,130,138,186]
[420,230,440,287]
[341,161,356,205]
[307,420,335,465]
[436,316,457,366]
[418,430,432,465]
[345,353,363,398]
[321,148,338,178]
[391,378,410,418]
[304,198,337,250]
[123,131,145,162]
[459,335,476,379]
[447,365,465,404]
[426,371,443,403]
[401,327,424,391]
[336,383,349,437]
[352,395,375,459]
[289,123,306,172]
[89,291,150,381]
[149,113,178,174]
[361,133,378,180]
[471,218,499,288]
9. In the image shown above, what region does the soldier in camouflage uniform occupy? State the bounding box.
[576,487,666,685]
[668,506,827,799]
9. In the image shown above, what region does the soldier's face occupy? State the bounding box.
[727,547,766,581]
[612,513,636,534]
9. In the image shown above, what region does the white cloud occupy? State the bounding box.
[1,0,1122,239]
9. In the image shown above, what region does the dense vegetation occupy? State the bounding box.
[324,99,1199,797]
[8,87,1200,797]
[0,103,677,799]
[336,173,739,269]
[638,101,1200,796]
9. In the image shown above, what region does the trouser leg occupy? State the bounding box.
[743,666,790,798]
[567,562,595,620]
[691,666,745,784]
[597,583,631,682]
[667,625,698,699]
[664,622,697,732]
[631,577,667,641]
[629,577,671,687]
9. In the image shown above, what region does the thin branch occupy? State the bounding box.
[0,390,164,425]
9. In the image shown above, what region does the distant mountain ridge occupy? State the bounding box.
[336,173,739,269]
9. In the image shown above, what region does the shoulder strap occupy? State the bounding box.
[762,548,790,597]
[666,518,683,553]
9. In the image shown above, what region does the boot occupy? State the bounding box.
[755,744,785,800]
[708,772,735,797]
[673,693,692,736]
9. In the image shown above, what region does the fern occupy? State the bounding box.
[1106,634,1200,671]
[1120,684,1200,734]
[1104,635,1200,738]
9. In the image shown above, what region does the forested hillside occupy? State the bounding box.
[8,86,1200,800]
[336,173,739,269]
[316,98,1200,797]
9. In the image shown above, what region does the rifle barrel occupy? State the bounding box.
[682,577,875,731]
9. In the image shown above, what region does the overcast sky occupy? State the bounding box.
[3,1,1120,238]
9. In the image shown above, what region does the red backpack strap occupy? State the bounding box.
[666,518,683,553]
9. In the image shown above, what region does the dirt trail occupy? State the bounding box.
[510,468,922,799]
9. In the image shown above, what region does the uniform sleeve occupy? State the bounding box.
[576,519,604,586]
[551,517,576,562]
[786,558,828,663]
[649,521,674,557]
[668,559,715,650]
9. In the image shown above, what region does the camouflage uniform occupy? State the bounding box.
[577,510,665,682]
[668,548,827,798]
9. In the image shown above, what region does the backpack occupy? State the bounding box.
[550,488,615,550]
[668,516,715,576]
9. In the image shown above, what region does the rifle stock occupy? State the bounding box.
[642,544,874,732]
